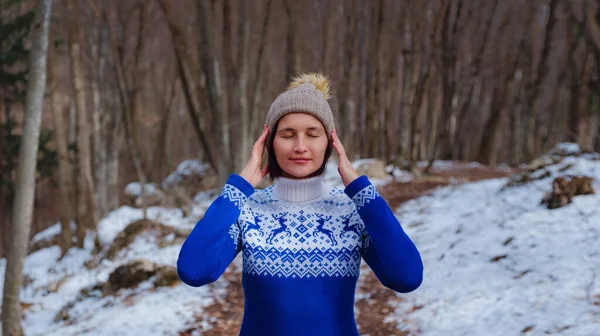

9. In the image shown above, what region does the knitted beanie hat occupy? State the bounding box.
[266,73,335,140]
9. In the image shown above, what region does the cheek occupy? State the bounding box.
[273,139,290,166]
[310,139,328,160]
[273,138,288,155]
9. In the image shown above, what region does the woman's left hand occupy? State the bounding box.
[331,129,360,187]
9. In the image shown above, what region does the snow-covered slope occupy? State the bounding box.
[392,148,600,335]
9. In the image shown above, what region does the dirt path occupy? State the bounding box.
[181,163,516,335]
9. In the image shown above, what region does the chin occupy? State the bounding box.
[283,165,319,179]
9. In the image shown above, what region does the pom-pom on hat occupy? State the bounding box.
[266,73,335,139]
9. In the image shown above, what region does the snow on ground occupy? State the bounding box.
[161,159,211,190]
[96,205,197,246]
[124,182,158,197]
[392,150,600,335]
[0,202,219,336]
[1,151,598,335]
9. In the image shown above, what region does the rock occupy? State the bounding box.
[570,175,595,196]
[161,159,217,199]
[541,175,595,209]
[104,259,156,293]
[53,303,73,322]
[105,219,177,260]
[354,159,388,179]
[134,189,166,207]
[158,228,191,248]
[79,284,103,299]
[124,182,164,208]
[47,275,72,293]
[153,266,180,287]
[53,260,174,323]
[161,186,194,217]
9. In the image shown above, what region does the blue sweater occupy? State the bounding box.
[177,173,423,335]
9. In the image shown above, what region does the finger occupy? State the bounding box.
[251,127,270,158]
[260,127,270,144]
[331,132,341,155]
[332,130,347,159]
[333,130,345,151]
[260,165,268,178]
[257,128,269,156]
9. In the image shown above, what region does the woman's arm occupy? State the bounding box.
[177,174,254,287]
[344,175,423,293]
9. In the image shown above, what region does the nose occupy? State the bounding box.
[293,137,308,153]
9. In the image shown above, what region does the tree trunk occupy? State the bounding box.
[248,0,273,142]
[106,90,121,212]
[577,52,594,150]
[157,0,216,172]
[91,12,108,220]
[337,0,357,158]
[68,0,99,247]
[103,1,149,219]
[283,0,299,81]
[1,1,52,334]
[233,0,250,173]
[48,30,73,258]
[197,0,229,186]
[527,0,557,158]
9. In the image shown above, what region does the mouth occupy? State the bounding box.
[290,158,311,164]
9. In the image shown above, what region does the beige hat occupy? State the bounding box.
[266,73,335,140]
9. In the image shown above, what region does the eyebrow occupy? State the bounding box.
[278,127,324,133]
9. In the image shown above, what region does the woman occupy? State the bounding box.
[177,73,423,336]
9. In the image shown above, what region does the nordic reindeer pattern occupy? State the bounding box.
[223,185,380,278]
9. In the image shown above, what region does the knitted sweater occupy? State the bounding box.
[177,173,423,336]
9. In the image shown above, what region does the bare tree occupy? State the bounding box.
[48,28,74,258]
[1,0,52,334]
[67,0,99,246]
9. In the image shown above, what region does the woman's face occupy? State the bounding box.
[273,113,329,179]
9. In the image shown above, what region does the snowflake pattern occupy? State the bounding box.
[351,185,380,211]
[221,184,248,210]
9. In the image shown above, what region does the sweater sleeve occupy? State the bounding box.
[177,174,254,287]
[344,175,423,293]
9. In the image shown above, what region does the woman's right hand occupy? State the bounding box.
[239,124,270,188]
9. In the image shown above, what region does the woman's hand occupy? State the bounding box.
[239,125,270,188]
[331,129,360,187]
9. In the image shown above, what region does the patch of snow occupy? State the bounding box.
[161,159,211,189]
[351,158,379,169]
[552,142,581,155]
[193,189,219,206]
[124,182,158,197]
[31,222,61,243]
[31,221,77,244]
[324,159,392,188]
[97,206,190,246]
[392,167,414,182]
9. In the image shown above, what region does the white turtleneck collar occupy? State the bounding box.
[273,174,330,203]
